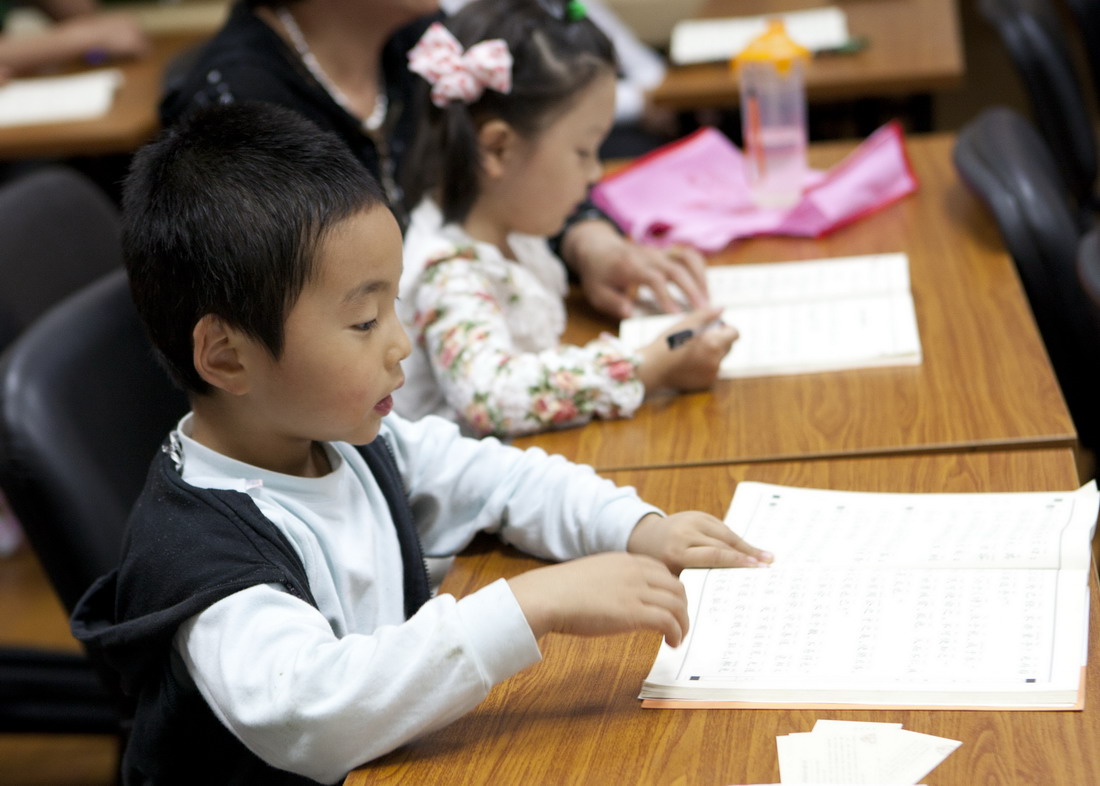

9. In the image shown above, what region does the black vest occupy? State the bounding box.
[72,438,430,785]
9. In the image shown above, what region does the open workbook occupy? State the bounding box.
[618,253,922,379]
[642,481,1098,709]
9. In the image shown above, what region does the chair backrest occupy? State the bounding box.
[1064,0,1100,117]
[1077,223,1100,342]
[953,106,1098,448]
[0,167,122,351]
[979,0,1098,214]
[0,270,188,613]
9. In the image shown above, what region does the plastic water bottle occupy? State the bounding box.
[734,20,810,208]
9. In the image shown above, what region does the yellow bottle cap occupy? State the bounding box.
[733,19,810,74]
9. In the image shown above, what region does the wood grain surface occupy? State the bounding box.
[513,134,1076,470]
[651,0,965,111]
[348,448,1096,786]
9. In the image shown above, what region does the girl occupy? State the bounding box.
[160,0,709,320]
[395,0,737,437]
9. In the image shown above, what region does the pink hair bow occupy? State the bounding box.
[408,22,513,108]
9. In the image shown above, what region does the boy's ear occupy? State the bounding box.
[192,315,251,395]
[477,118,518,179]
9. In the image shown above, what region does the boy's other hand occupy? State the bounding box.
[508,553,689,647]
[627,511,774,575]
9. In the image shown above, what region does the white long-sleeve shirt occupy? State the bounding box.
[172,412,659,783]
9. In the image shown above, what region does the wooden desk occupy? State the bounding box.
[347,448,1097,785]
[0,32,203,160]
[514,133,1077,471]
[651,0,965,112]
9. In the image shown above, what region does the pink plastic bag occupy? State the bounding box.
[591,121,918,253]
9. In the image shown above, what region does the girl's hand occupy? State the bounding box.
[636,307,737,392]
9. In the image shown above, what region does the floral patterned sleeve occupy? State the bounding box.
[411,251,645,437]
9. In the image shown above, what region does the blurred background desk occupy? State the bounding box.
[0,0,230,161]
[513,133,1076,471]
[0,32,205,160]
[347,447,1098,786]
[651,0,965,116]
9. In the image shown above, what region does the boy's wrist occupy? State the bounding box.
[626,512,667,559]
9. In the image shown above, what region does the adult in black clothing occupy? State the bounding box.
[159,0,709,319]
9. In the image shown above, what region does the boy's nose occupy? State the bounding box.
[389,324,412,366]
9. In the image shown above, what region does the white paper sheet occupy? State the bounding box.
[671,7,850,65]
[619,253,922,378]
[777,720,959,784]
[641,482,1097,707]
[0,68,122,127]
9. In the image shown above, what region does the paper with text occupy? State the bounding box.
[642,482,1097,708]
[777,721,959,783]
[619,254,922,378]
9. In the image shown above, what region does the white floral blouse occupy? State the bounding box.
[393,200,645,438]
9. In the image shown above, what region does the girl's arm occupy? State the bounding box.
[412,254,645,437]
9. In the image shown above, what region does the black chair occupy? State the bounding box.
[0,166,122,351]
[0,270,188,736]
[1077,223,1100,340]
[0,167,126,738]
[953,106,1098,449]
[978,0,1099,224]
[1064,0,1100,116]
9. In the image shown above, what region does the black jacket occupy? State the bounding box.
[71,438,430,785]
[159,1,433,213]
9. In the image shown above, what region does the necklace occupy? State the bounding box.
[277,6,388,132]
[276,5,404,214]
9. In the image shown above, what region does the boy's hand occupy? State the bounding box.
[508,553,689,646]
[636,307,738,393]
[627,512,774,575]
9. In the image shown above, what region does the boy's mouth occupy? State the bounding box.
[374,395,394,415]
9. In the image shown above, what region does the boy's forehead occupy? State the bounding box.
[312,205,403,294]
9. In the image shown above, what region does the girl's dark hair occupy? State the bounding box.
[403,0,616,223]
[122,101,386,395]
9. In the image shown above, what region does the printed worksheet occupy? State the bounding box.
[642,482,1098,708]
[618,254,922,378]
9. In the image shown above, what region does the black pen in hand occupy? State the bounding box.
[666,318,727,350]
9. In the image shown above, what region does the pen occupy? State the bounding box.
[83,49,109,66]
[666,318,725,350]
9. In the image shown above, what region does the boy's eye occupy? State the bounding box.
[353,320,378,332]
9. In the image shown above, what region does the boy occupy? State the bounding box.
[72,102,770,785]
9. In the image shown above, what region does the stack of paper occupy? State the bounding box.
[0,69,123,127]
[777,720,961,784]
[642,481,1098,709]
[618,253,922,378]
[670,6,850,65]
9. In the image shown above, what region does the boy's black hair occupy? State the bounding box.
[122,100,386,394]
[403,0,616,223]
